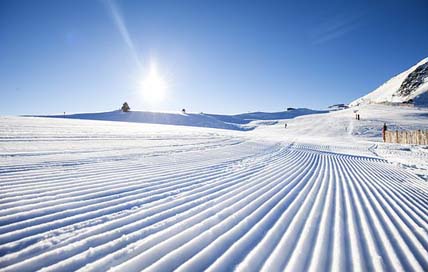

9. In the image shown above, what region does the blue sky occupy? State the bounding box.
[1,0,427,115]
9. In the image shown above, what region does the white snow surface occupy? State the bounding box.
[350,57,428,106]
[37,108,326,131]
[1,104,428,271]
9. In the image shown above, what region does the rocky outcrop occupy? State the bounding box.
[397,61,428,99]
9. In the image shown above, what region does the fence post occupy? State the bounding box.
[426,130,428,145]
[417,130,421,145]
[422,130,425,144]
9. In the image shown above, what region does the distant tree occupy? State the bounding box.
[182,108,186,114]
[122,102,131,112]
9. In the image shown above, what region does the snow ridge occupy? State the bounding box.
[351,57,428,106]
[34,108,326,131]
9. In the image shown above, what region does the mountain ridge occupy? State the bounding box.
[351,57,428,106]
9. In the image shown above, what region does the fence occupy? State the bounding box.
[384,130,428,145]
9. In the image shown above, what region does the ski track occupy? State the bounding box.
[0,118,428,272]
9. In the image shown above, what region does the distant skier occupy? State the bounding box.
[382,123,387,142]
[284,123,287,129]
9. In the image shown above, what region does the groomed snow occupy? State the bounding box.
[0,104,427,271]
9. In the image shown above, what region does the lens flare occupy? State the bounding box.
[105,0,142,70]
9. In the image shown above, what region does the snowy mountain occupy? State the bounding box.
[350,57,428,106]
[37,108,326,131]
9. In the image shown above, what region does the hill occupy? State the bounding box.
[351,57,428,106]
[37,108,327,131]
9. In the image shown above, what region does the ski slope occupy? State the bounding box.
[1,105,428,271]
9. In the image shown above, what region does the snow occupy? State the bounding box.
[1,104,428,271]
[350,57,428,106]
[34,108,326,131]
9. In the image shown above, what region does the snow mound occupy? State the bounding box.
[43,110,248,131]
[37,108,326,131]
[351,57,428,106]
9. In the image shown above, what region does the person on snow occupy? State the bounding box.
[382,123,387,142]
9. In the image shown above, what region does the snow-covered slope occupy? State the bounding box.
[253,104,428,179]
[42,110,248,131]
[37,108,326,131]
[351,57,428,106]
[1,104,428,271]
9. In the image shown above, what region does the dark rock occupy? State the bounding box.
[397,62,428,98]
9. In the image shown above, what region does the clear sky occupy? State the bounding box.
[1,0,427,115]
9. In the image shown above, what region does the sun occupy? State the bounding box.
[140,62,168,104]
